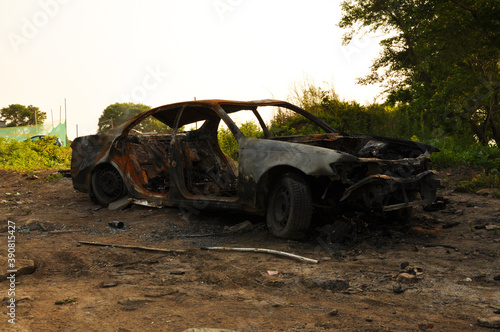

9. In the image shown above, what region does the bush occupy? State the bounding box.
[0,137,71,171]
[426,136,500,169]
[455,169,500,193]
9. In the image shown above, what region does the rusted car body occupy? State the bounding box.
[71,99,440,239]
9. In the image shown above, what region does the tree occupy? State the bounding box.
[97,103,152,133]
[339,0,500,146]
[270,80,400,137]
[0,104,46,127]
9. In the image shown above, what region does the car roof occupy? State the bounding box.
[149,99,292,127]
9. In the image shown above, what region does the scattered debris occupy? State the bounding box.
[80,241,318,264]
[108,221,125,229]
[224,220,253,233]
[131,199,162,208]
[36,222,48,232]
[328,309,339,316]
[108,197,132,211]
[48,229,83,234]
[423,197,448,212]
[100,281,119,288]
[78,241,186,254]
[396,273,418,283]
[423,244,458,251]
[477,316,500,328]
[55,298,77,305]
[18,296,32,302]
[418,322,434,330]
[485,225,499,231]
[201,246,319,264]
[267,271,279,276]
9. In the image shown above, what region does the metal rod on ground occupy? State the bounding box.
[201,246,319,264]
[78,241,319,263]
[78,241,186,253]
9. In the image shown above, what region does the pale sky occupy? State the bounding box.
[1,0,383,140]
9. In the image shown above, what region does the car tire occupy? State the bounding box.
[266,173,312,239]
[91,164,127,207]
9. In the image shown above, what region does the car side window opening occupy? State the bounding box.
[172,106,239,200]
[218,109,268,163]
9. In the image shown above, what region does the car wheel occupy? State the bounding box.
[266,173,312,239]
[91,164,126,206]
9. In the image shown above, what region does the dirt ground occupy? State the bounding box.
[1,169,499,331]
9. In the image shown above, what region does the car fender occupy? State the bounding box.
[238,137,358,183]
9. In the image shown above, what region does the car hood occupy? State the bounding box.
[238,133,437,183]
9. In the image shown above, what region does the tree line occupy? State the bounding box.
[339,0,500,147]
[3,0,499,150]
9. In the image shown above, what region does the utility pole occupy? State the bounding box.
[65,98,67,145]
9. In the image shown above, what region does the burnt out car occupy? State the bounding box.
[71,99,440,239]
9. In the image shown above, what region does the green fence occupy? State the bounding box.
[0,121,67,146]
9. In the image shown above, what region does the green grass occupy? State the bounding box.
[424,136,499,193]
[454,169,500,194]
[427,136,500,169]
